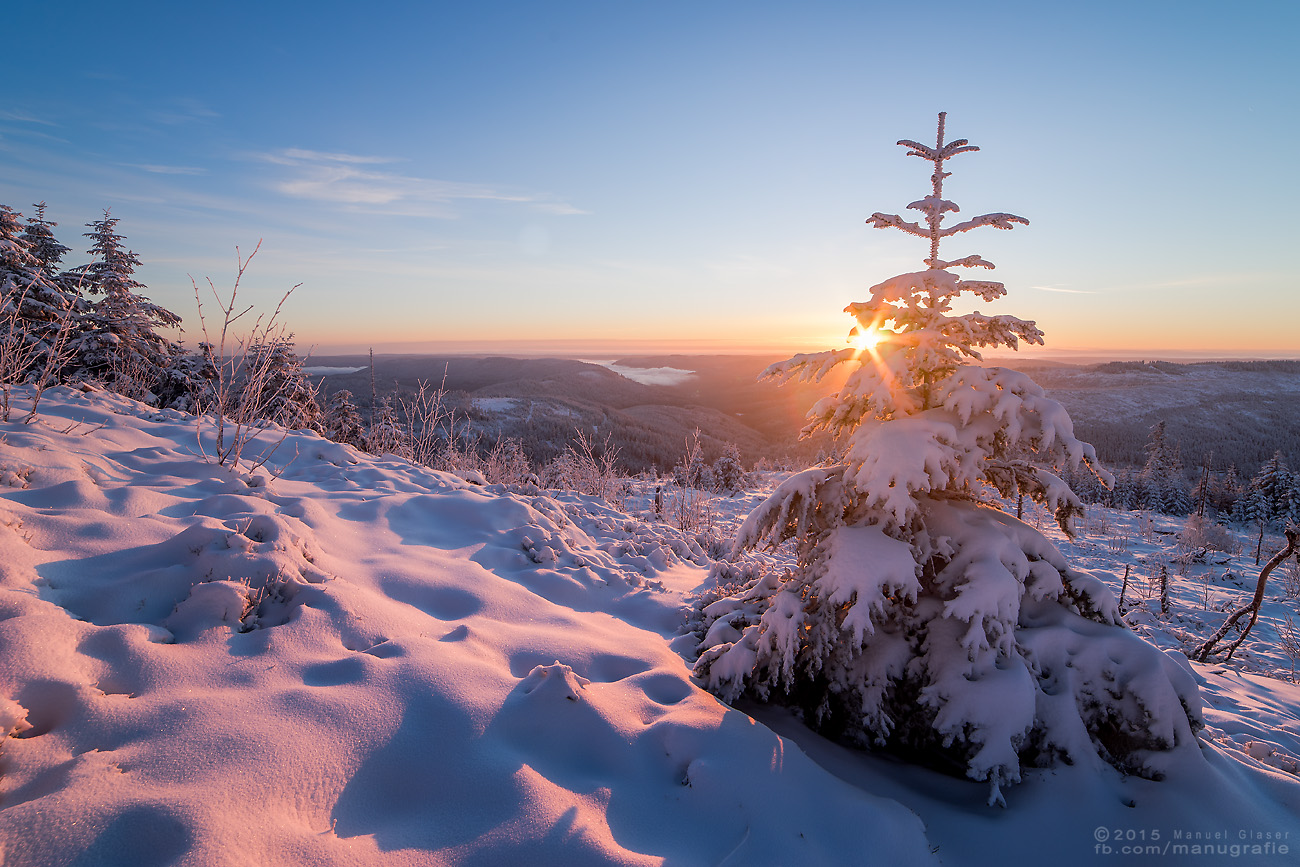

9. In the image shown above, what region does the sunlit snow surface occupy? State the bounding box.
[0,386,1297,866]
[0,387,928,866]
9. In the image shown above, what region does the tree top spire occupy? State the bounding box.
[870,112,1026,269]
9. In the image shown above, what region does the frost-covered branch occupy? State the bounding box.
[939,212,1029,237]
[864,212,929,238]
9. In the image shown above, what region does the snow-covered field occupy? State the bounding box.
[1,386,1297,865]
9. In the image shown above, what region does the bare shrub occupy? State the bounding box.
[667,429,721,534]
[543,428,625,505]
[1179,513,1241,555]
[1084,506,1111,537]
[102,343,163,405]
[480,437,533,485]
[672,483,717,535]
[1280,616,1300,679]
[1280,559,1300,601]
[1194,529,1300,662]
[0,281,80,423]
[1138,512,1156,544]
[192,242,301,470]
[396,377,456,468]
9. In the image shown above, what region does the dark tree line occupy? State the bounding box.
[1062,419,1300,542]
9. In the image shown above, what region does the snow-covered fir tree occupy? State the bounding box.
[693,113,1203,804]
[1234,481,1269,529]
[1211,464,1241,517]
[1137,421,1192,515]
[711,442,749,495]
[67,211,182,399]
[323,388,367,449]
[1241,452,1295,532]
[365,395,407,457]
[0,204,82,381]
[18,203,73,286]
[154,345,218,413]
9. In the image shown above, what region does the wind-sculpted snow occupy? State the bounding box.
[0,386,938,866]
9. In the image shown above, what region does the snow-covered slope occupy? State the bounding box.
[1,386,1298,866]
[0,387,933,866]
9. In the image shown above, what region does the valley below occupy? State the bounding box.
[309,354,1300,478]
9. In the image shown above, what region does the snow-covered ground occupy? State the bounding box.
[1,386,1297,865]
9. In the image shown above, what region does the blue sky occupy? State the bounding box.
[3,1,1296,357]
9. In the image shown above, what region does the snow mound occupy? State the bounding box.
[0,386,936,865]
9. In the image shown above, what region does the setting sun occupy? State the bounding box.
[850,326,882,352]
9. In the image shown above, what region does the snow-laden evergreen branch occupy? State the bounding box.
[864,212,929,237]
[939,212,1030,236]
[933,255,996,270]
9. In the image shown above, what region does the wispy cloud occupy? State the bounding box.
[0,110,57,126]
[254,148,587,216]
[148,98,220,126]
[1031,285,1095,294]
[271,148,400,166]
[127,163,207,176]
[1091,273,1261,294]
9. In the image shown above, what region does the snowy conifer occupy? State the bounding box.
[154,346,218,413]
[1211,464,1241,516]
[0,204,81,381]
[366,396,408,457]
[67,211,182,398]
[324,388,367,449]
[18,203,72,285]
[711,442,749,494]
[1137,421,1191,515]
[1246,453,1293,527]
[693,113,1203,803]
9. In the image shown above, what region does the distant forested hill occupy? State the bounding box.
[309,354,1300,478]
[1003,360,1300,476]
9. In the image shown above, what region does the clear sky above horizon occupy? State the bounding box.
[3,1,1297,358]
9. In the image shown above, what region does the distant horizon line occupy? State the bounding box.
[301,339,1300,365]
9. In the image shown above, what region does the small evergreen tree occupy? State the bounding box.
[693,113,1202,803]
[0,204,81,385]
[1136,421,1192,515]
[324,388,367,448]
[366,395,408,456]
[154,345,219,413]
[1250,452,1293,523]
[67,211,182,399]
[711,442,749,495]
[1242,453,1294,564]
[18,203,73,285]
[1211,464,1241,517]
